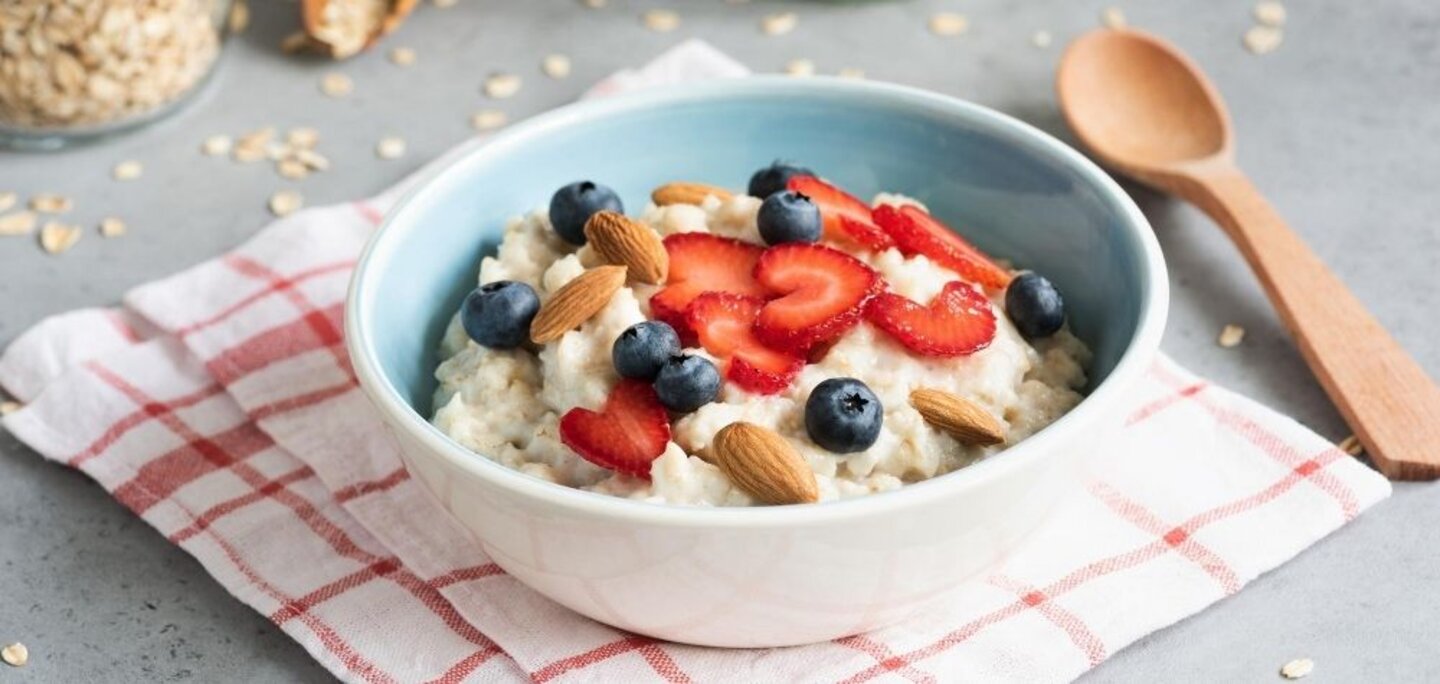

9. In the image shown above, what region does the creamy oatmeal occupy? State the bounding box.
[432,174,1090,507]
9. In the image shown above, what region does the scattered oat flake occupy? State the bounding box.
[643,9,680,32]
[761,12,798,36]
[100,217,127,237]
[295,149,331,171]
[376,137,406,160]
[229,0,250,33]
[233,145,267,163]
[30,194,72,214]
[390,47,417,66]
[542,54,571,79]
[1102,6,1127,28]
[928,12,968,36]
[269,190,304,217]
[233,128,274,163]
[202,135,233,156]
[1,642,26,668]
[784,59,815,77]
[484,73,522,99]
[281,31,310,54]
[837,67,865,79]
[1218,324,1246,348]
[1254,1,1286,27]
[1338,435,1363,456]
[434,0,458,7]
[112,160,143,181]
[238,127,275,148]
[277,159,310,179]
[1280,658,1314,679]
[266,141,291,161]
[0,401,19,415]
[321,73,353,97]
[471,109,508,131]
[40,221,82,254]
[1244,25,1283,54]
[0,212,37,236]
[1032,30,1054,48]
[287,128,319,149]
[0,192,15,212]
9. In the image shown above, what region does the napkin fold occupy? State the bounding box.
[0,41,1390,684]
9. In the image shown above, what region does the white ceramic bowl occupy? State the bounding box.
[346,78,1167,647]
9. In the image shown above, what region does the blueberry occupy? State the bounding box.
[805,378,883,453]
[757,190,823,245]
[1004,272,1065,339]
[653,354,721,413]
[747,161,815,199]
[461,280,540,349]
[612,321,682,380]
[549,181,623,245]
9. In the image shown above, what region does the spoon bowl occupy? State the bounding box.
[1058,29,1233,183]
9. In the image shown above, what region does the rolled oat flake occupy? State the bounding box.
[642,9,680,32]
[1,642,26,667]
[471,109,507,131]
[269,190,304,217]
[483,73,522,99]
[100,217,127,237]
[321,73,354,97]
[30,194,73,214]
[40,221,82,254]
[1280,658,1314,679]
[113,160,144,181]
[202,135,233,156]
[376,137,406,160]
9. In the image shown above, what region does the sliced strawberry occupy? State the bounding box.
[786,175,895,252]
[559,379,671,479]
[649,233,767,342]
[752,243,881,353]
[872,204,1012,289]
[649,282,704,345]
[865,281,997,356]
[688,292,804,394]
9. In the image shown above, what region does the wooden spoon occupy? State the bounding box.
[1056,28,1440,480]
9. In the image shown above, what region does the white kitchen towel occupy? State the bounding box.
[0,41,1390,683]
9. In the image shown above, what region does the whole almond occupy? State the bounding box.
[583,211,668,284]
[651,182,734,207]
[910,388,1006,446]
[711,422,819,505]
[530,265,627,344]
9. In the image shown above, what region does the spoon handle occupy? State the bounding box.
[1180,164,1440,480]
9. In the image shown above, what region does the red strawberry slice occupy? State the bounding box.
[865,281,997,356]
[752,243,881,353]
[649,233,767,342]
[688,292,804,394]
[872,204,1012,289]
[559,379,671,479]
[786,175,895,252]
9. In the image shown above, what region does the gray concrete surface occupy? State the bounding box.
[2,0,1437,681]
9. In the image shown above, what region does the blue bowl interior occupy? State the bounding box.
[359,83,1148,418]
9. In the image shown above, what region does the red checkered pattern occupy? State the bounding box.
[0,42,1391,684]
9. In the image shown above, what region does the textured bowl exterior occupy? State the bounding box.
[346,78,1167,647]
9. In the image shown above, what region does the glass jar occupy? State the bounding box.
[0,0,231,150]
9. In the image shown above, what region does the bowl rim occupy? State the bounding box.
[345,76,1169,528]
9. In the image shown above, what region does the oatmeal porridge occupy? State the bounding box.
[431,163,1089,507]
